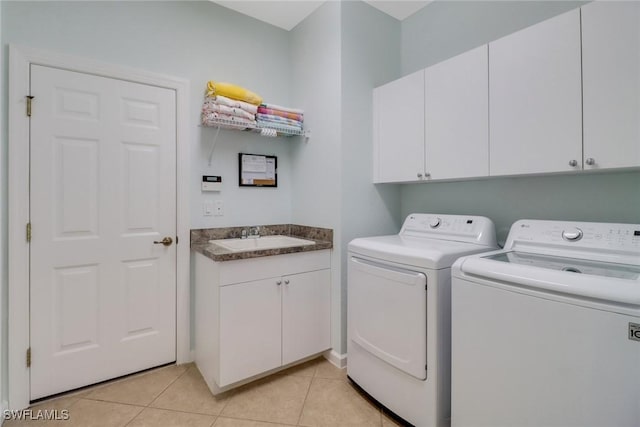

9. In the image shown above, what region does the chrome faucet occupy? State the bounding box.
[248,226,261,239]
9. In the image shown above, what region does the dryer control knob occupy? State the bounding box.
[562,228,583,242]
[429,218,442,229]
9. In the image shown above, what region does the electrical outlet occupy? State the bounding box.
[214,200,224,216]
[203,201,214,216]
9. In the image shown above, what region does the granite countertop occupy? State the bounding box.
[191,224,333,262]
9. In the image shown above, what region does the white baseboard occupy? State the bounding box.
[323,350,347,369]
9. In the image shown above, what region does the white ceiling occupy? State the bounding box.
[211,1,432,31]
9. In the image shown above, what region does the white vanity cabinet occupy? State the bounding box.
[195,250,331,392]
[373,70,425,183]
[581,1,640,170]
[489,9,583,176]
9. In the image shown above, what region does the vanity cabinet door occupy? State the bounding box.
[582,1,640,170]
[489,9,582,176]
[219,278,282,386]
[282,269,331,365]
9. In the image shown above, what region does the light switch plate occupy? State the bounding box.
[203,201,214,216]
[214,200,224,216]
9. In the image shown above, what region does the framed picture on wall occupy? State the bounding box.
[238,153,278,187]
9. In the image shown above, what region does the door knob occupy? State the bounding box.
[153,237,173,246]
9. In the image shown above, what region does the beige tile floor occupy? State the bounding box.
[5,357,406,427]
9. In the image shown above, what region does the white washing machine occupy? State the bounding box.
[451,219,640,427]
[347,213,498,427]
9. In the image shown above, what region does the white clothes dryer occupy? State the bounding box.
[451,219,640,427]
[347,213,498,427]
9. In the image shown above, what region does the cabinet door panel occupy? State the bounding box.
[582,2,640,170]
[426,45,489,180]
[282,270,331,365]
[489,9,582,176]
[374,70,425,183]
[219,279,281,386]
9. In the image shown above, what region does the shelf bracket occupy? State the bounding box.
[207,125,222,167]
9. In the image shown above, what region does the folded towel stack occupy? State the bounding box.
[257,103,304,134]
[202,81,263,129]
[201,95,259,129]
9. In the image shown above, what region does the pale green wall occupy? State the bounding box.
[402,171,640,245]
[402,1,587,74]
[2,1,294,230]
[400,1,639,243]
[340,0,401,351]
[290,1,344,353]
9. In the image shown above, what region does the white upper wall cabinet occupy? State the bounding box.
[489,9,583,176]
[425,45,489,180]
[582,2,640,170]
[373,70,425,183]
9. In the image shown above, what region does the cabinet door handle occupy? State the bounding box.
[417,173,423,178]
[276,280,282,286]
[284,279,290,285]
[585,157,595,166]
[568,159,578,167]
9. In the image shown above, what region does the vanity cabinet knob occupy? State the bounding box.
[417,173,423,178]
[568,160,578,167]
[585,157,595,166]
[276,280,282,286]
[284,279,290,285]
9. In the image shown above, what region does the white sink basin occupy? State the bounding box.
[209,235,315,253]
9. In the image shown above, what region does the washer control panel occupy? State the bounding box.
[507,220,640,252]
[400,214,497,247]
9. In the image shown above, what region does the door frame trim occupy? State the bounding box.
[8,44,191,410]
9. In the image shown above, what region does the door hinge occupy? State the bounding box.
[26,222,32,242]
[26,95,34,117]
[26,347,31,368]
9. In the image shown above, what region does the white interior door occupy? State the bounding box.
[30,65,177,399]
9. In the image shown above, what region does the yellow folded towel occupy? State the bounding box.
[206,81,263,106]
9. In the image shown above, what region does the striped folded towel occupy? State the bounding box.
[261,103,304,115]
[257,113,302,128]
[258,106,303,122]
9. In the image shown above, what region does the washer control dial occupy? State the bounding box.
[562,228,583,242]
[429,218,442,229]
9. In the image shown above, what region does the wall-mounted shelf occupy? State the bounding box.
[202,117,309,138]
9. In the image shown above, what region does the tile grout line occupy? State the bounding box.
[121,364,193,427]
[295,370,317,426]
[146,364,193,409]
[218,413,299,426]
